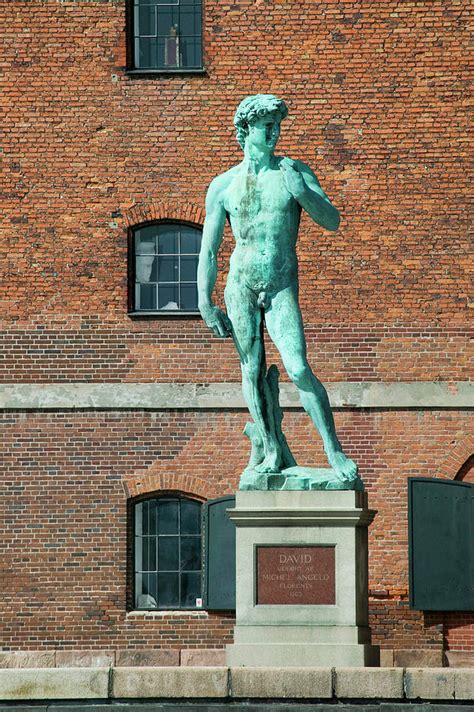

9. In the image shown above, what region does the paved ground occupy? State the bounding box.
[1,703,473,711]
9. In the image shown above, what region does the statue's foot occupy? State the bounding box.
[328,450,358,482]
[254,450,283,474]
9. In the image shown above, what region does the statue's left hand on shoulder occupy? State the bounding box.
[279,157,306,199]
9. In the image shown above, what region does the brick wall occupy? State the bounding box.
[2,409,472,651]
[1,0,472,657]
[1,1,471,338]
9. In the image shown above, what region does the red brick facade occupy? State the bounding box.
[1,0,472,661]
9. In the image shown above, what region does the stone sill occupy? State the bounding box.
[126,610,209,618]
[127,311,201,318]
[126,68,207,77]
[0,666,473,701]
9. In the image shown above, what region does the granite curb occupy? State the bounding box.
[0,666,472,702]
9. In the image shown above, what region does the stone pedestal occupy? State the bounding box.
[226,491,379,667]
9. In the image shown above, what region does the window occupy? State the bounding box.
[131,222,201,314]
[131,0,203,71]
[132,494,237,611]
[134,497,203,609]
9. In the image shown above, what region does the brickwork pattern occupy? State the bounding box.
[0,319,472,384]
[2,409,472,651]
[1,0,472,656]
[1,0,472,382]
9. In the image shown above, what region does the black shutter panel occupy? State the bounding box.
[203,495,236,610]
[408,477,473,610]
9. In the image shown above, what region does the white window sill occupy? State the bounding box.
[128,311,201,318]
[126,610,209,618]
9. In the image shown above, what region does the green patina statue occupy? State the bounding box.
[198,94,362,491]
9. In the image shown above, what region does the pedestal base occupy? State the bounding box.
[227,643,379,667]
[226,491,379,668]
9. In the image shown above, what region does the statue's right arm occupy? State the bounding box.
[197,178,233,338]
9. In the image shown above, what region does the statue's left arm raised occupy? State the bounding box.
[280,158,340,232]
[197,175,233,338]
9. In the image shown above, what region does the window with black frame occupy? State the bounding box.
[134,497,202,610]
[132,0,202,71]
[132,222,201,313]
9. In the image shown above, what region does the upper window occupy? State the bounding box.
[131,222,201,314]
[134,497,202,610]
[132,0,203,71]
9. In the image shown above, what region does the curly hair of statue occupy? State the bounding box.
[233,94,289,149]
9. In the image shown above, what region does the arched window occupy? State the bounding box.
[134,496,202,609]
[130,222,201,314]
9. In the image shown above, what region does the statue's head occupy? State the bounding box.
[233,94,289,150]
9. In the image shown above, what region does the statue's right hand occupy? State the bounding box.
[200,304,233,338]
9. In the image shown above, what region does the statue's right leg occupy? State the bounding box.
[225,281,283,473]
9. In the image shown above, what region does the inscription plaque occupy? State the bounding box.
[257,546,336,605]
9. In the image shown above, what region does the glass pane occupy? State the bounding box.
[180,572,201,607]
[158,535,179,570]
[136,255,157,283]
[158,255,178,282]
[141,536,156,571]
[180,36,201,68]
[137,224,158,241]
[134,536,143,571]
[138,4,156,36]
[137,283,156,310]
[180,536,201,571]
[180,499,201,534]
[135,502,143,536]
[148,499,157,535]
[180,284,198,310]
[138,37,159,69]
[157,500,179,534]
[180,227,201,254]
[135,572,158,609]
[164,32,180,67]
[156,7,178,37]
[180,255,198,282]
[157,572,179,607]
[156,38,166,69]
[157,226,178,254]
[158,284,179,310]
[179,8,199,37]
[135,231,156,254]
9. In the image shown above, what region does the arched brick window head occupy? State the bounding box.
[455,455,474,483]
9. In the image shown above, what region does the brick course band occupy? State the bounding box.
[0,381,472,410]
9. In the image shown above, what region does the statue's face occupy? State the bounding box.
[245,111,281,152]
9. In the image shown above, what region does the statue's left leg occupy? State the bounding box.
[265,286,358,481]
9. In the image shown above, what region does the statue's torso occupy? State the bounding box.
[223,159,300,293]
